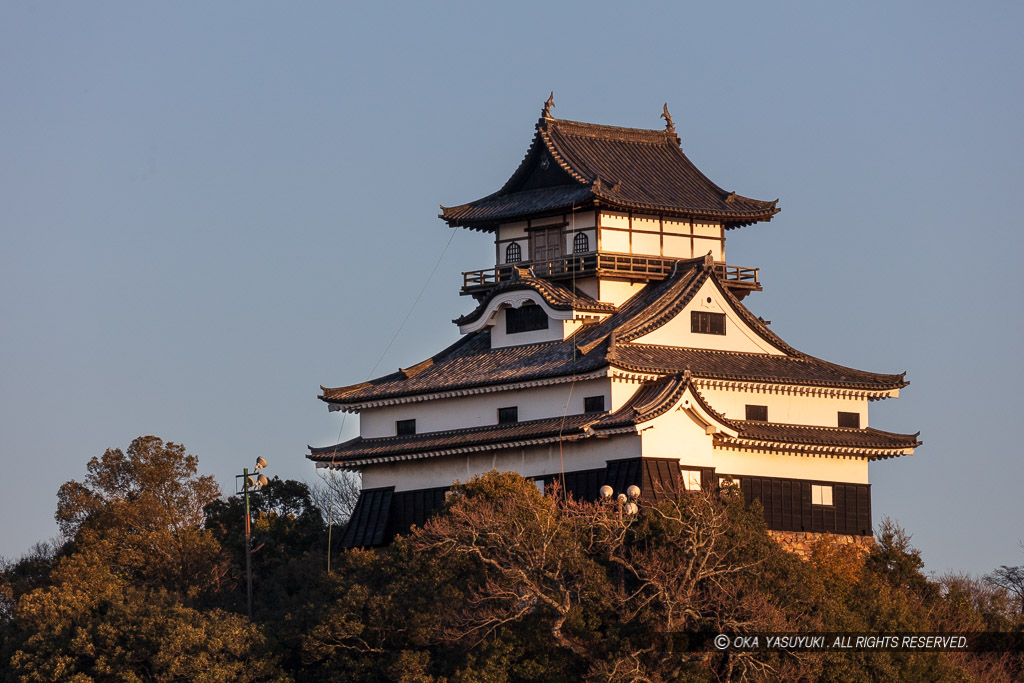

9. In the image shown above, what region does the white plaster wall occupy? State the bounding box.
[568,210,596,229]
[693,221,722,238]
[575,277,599,300]
[711,447,870,484]
[698,386,869,428]
[489,309,587,348]
[600,211,630,229]
[639,407,717,467]
[610,376,647,411]
[598,280,646,306]
[361,434,641,491]
[693,237,723,261]
[564,228,596,255]
[498,239,528,264]
[632,403,870,484]
[498,221,529,240]
[632,231,661,255]
[490,307,564,347]
[600,228,630,252]
[663,219,688,235]
[532,215,566,227]
[634,279,786,355]
[360,378,612,438]
[632,215,659,232]
[663,235,690,258]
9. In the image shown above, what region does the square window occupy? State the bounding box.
[812,484,833,506]
[497,406,518,424]
[718,475,741,489]
[683,470,702,491]
[584,395,605,413]
[396,419,416,436]
[745,405,768,422]
[838,411,860,428]
[691,311,726,335]
[506,305,549,334]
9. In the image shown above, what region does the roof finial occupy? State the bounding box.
[542,92,555,119]
[661,103,676,136]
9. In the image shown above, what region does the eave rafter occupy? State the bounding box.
[325,368,610,413]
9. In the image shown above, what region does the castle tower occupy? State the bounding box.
[309,100,919,549]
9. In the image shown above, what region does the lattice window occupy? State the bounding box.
[506,305,548,334]
[573,231,589,253]
[691,311,726,335]
[505,242,522,263]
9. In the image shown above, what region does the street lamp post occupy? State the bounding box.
[599,484,641,593]
[237,457,269,620]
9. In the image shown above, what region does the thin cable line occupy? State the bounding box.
[333,227,458,447]
[557,206,580,486]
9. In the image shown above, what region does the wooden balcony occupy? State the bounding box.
[462,253,761,299]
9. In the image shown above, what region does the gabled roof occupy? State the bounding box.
[309,414,596,467]
[319,256,908,409]
[608,345,907,392]
[591,372,692,430]
[717,422,922,459]
[453,275,616,327]
[440,102,779,231]
[312,371,919,467]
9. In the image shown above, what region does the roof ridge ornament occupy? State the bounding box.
[542,92,556,119]
[661,103,680,147]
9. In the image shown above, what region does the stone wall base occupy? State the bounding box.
[767,530,874,561]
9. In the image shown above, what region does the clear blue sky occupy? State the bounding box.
[2,2,1021,576]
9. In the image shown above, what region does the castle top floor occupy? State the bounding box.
[441,97,779,301]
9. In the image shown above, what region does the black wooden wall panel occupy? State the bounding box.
[387,487,448,541]
[341,487,395,548]
[605,458,642,495]
[733,475,872,536]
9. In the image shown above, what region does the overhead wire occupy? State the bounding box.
[557,205,581,487]
[332,227,459,448]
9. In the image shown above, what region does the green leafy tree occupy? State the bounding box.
[204,477,329,618]
[55,436,225,599]
[6,548,285,682]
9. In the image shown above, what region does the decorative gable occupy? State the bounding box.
[629,277,786,355]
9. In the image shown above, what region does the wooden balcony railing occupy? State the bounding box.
[461,252,760,295]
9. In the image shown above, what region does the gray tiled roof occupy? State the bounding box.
[320,257,907,406]
[454,276,616,327]
[441,114,779,230]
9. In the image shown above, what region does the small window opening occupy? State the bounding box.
[812,484,833,506]
[505,242,522,264]
[497,406,518,424]
[745,405,768,422]
[573,232,589,253]
[838,411,860,428]
[584,396,605,413]
[506,305,549,334]
[396,419,416,436]
[691,311,726,335]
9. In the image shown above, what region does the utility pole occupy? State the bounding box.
[237,457,268,621]
[243,466,253,620]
